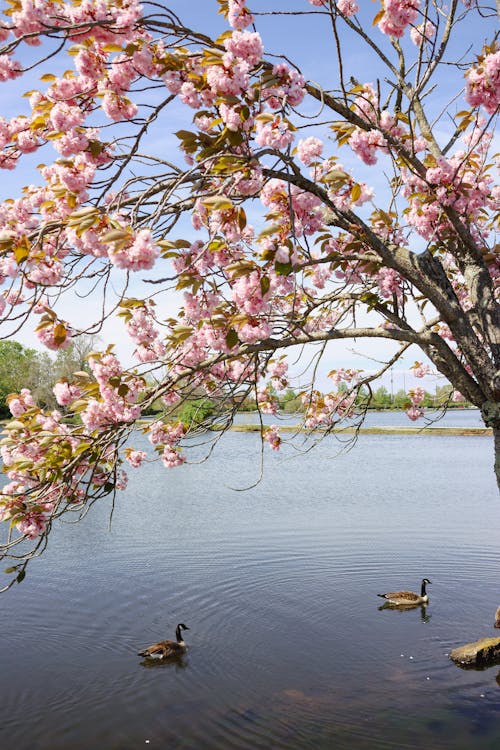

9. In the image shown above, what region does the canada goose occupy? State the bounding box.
[138,623,189,660]
[377,578,432,606]
[494,607,500,628]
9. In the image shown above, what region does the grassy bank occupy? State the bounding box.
[229,424,492,436]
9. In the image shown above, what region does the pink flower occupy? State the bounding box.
[228,0,254,29]
[16,512,47,539]
[264,425,281,450]
[101,92,138,122]
[8,389,35,417]
[125,450,147,468]
[0,55,21,81]
[161,447,186,468]
[408,386,425,405]
[411,362,430,378]
[109,229,158,271]
[337,0,358,16]
[465,50,500,115]
[410,21,436,46]
[53,382,83,407]
[348,128,386,165]
[36,323,72,351]
[406,405,424,421]
[378,0,420,38]
[296,136,323,166]
[49,102,85,132]
[224,30,263,66]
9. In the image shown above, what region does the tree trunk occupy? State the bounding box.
[495,427,500,495]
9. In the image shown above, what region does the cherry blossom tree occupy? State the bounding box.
[0,0,498,588]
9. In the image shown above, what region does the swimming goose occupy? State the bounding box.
[377,578,432,606]
[138,623,189,660]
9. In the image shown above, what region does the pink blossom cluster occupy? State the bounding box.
[125,305,166,362]
[36,322,73,351]
[224,30,263,66]
[205,59,251,98]
[302,390,356,429]
[9,0,143,45]
[296,136,324,166]
[348,128,387,165]
[8,388,35,417]
[79,352,145,430]
[401,148,495,241]
[227,0,254,29]
[378,0,420,38]
[406,405,424,421]
[125,449,147,468]
[53,381,83,407]
[269,357,289,390]
[257,388,278,415]
[337,0,359,16]
[0,55,21,82]
[376,267,403,300]
[328,368,360,386]
[256,115,295,150]
[109,229,159,271]
[409,386,425,405]
[81,394,141,431]
[465,50,500,115]
[0,395,123,542]
[231,270,271,315]
[410,21,435,46]
[262,63,306,109]
[238,319,271,343]
[264,425,281,450]
[147,420,186,468]
[260,179,324,237]
[411,361,430,378]
[406,386,425,421]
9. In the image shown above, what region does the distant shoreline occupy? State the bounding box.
[229,424,491,436]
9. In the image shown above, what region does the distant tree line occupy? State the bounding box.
[0,338,97,419]
[0,341,471,423]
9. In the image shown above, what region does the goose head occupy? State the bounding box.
[175,623,190,642]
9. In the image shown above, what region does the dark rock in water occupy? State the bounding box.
[494,606,500,628]
[450,637,500,668]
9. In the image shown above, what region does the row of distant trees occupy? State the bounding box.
[0,338,470,423]
[238,383,470,414]
[0,338,99,419]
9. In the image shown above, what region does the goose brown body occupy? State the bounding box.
[377,578,431,606]
[138,623,189,660]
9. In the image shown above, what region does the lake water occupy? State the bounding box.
[1,410,499,749]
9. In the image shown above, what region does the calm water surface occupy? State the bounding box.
[0,413,498,749]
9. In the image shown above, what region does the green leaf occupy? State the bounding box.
[351,183,362,202]
[16,570,26,584]
[275,261,293,276]
[225,328,239,349]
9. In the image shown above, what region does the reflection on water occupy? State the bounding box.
[378,602,432,623]
[0,427,498,749]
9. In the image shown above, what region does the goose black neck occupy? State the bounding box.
[420,580,427,596]
[176,625,183,642]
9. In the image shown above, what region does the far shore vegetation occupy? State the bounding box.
[1,339,476,429]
